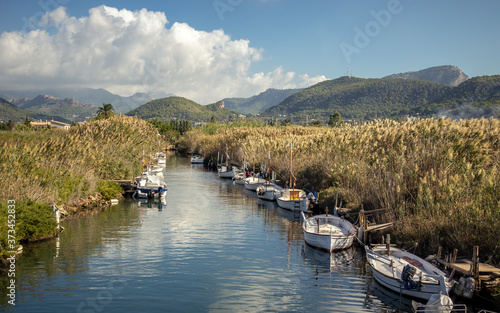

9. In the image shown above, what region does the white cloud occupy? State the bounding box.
[0,5,327,104]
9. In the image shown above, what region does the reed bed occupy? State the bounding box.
[180,118,500,263]
[0,115,161,205]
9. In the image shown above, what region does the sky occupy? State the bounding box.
[0,0,499,104]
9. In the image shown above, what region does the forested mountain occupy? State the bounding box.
[264,77,452,120]
[221,88,302,114]
[264,75,500,121]
[1,88,174,113]
[10,94,96,122]
[384,65,469,86]
[126,96,241,122]
[0,98,30,122]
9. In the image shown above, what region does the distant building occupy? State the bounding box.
[31,119,70,130]
[218,101,225,109]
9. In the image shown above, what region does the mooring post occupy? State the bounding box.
[473,246,480,289]
[386,234,391,256]
[452,249,458,264]
[437,246,442,259]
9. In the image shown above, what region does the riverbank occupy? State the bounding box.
[0,115,163,259]
[178,118,500,265]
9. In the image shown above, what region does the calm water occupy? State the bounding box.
[1,155,430,312]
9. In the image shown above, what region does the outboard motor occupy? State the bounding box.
[401,264,422,291]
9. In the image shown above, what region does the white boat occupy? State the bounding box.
[135,171,167,199]
[256,182,282,201]
[300,212,356,252]
[155,151,166,165]
[191,154,204,164]
[243,176,267,191]
[232,171,247,184]
[276,188,309,212]
[218,165,236,178]
[365,245,454,301]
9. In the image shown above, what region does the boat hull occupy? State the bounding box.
[365,246,452,301]
[302,214,356,252]
[218,166,235,178]
[243,177,267,191]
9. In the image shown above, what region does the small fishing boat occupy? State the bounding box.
[243,176,267,191]
[365,245,454,301]
[218,165,237,178]
[191,154,204,164]
[300,211,356,252]
[232,171,247,184]
[134,172,168,199]
[276,188,310,212]
[256,182,282,201]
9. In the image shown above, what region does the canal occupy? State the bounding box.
[0,155,452,312]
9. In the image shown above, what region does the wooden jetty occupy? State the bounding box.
[429,246,500,299]
[358,208,394,243]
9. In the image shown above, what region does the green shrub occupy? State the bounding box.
[0,200,58,256]
[97,181,123,200]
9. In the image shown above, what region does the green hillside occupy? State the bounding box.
[0,98,30,122]
[126,96,241,122]
[264,76,500,121]
[221,88,302,115]
[265,77,452,120]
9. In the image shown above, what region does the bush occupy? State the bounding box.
[0,200,58,256]
[97,181,123,200]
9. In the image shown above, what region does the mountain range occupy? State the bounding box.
[221,88,303,115]
[265,75,500,121]
[0,88,174,114]
[2,65,499,123]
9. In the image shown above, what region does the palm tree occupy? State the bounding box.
[96,103,115,119]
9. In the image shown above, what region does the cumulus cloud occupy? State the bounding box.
[0,6,327,104]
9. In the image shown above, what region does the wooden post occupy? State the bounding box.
[473,246,479,288]
[386,234,391,256]
[452,249,458,264]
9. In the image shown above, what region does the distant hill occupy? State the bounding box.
[10,94,96,122]
[384,65,469,86]
[264,75,500,121]
[221,88,303,114]
[434,75,500,119]
[265,77,452,120]
[0,98,30,122]
[126,96,242,122]
[0,88,174,113]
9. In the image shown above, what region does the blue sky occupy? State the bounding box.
[0,0,499,103]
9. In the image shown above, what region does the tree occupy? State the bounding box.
[328,112,343,127]
[96,103,115,119]
[281,118,291,126]
[24,115,32,128]
[7,120,15,131]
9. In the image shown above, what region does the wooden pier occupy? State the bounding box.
[358,208,393,243]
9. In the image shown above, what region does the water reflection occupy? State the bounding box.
[1,154,443,312]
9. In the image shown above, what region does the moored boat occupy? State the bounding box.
[218,165,237,178]
[243,176,267,191]
[135,171,168,199]
[256,182,282,201]
[365,245,454,301]
[276,188,309,212]
[191,154,204,164]
[300,211,356,252]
